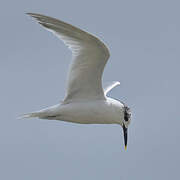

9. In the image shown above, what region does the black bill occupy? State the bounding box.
[123,123,128,150]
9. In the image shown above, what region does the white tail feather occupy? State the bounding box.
[19,105,60,120]
[18,112,41,119]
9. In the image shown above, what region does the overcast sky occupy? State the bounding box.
[0,0,180,179]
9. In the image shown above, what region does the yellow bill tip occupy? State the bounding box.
[125,146,127,150]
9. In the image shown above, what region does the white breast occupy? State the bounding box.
[54,98,124,124]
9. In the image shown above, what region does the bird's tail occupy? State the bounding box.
[18,104,59,119]
[18,105,59,120]
[18,111,42,119]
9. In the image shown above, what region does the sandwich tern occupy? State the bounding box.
[22,13,131,149]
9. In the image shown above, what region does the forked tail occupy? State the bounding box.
[19,105,59,119]
[18,111,42,119]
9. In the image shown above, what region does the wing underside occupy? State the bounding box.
[27,13,110,102]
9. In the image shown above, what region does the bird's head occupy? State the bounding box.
[122,105,131,150]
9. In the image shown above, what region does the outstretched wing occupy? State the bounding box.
[27,13,110,103]
[103,81,120,95]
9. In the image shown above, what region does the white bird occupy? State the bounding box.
[23,13,131,149]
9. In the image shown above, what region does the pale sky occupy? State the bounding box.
[0,0,180,179]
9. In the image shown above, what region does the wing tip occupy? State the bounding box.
[116,81,121,85]
[26,12,34,17]
[26,12,37,16]
[111,81,120,86]
[26,12,42,20]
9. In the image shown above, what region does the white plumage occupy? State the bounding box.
[22,13,131,148]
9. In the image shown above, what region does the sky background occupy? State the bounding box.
[1,0,180,179]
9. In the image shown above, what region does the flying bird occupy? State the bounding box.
[23,13,131,149]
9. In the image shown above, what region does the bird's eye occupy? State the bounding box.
[124,113,129,122]
[124,107,131,122]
